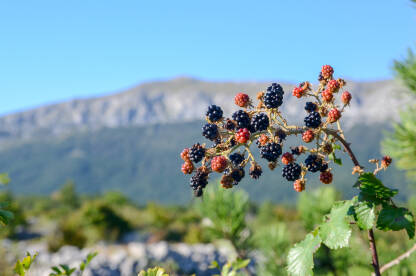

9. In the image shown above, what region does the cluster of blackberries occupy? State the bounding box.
[264,83,284,108]
[260,142,282,162]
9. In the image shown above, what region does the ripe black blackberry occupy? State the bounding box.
[291,147,301,155]
[206,105,223,122]
[264,83,284,109]
[229,138,237,147]
[320,162,329,172]
[190,169,209,197]
[224,119,236,131]
[251,113,269,132]
[304,102,317,113]
[260,142,282,162]
[230,168,245,183]
[304,111,322,129]
[305,154,323,172]
[282,162,302,181]
[232,110,251,129]
[202,123,219,140]
[229,152,245,167]
[249,163,262,179]
[189,143,205,163]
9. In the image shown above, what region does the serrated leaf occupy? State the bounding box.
[353,201,375,230]
[377,205,415,239]
[287,233,322,276]
[332,144,341,150]
[358,173,398,204]
[319,200,353,249]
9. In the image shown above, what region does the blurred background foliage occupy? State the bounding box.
[1,179,415,275]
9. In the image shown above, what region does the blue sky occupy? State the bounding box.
[0,0,415,115]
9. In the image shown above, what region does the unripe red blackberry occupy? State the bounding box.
[381,155,392,168]
[235,93,250,107]
[281,152,294,165]
[181,148,190,161]
[321,65,334,79]
[256,134,269,147]
[211,156,228,172]
[292,87,304,98]
[293,179,305,192]
[181,161,194,174]
[320,171,333,184]
[206,105,223,122]
[235,128,250,144]
[302,130,315,143]
[249,162,262,179]
[327,79,340,93]
[321,89,333,102]
[328,108,341,123]
[341,91,352,105]
[189,143,205,163]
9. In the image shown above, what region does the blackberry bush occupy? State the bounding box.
[179,65,415,276]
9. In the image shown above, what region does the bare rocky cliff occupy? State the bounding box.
[0,77,409,142]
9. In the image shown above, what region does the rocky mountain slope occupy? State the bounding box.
[0,77,410,143]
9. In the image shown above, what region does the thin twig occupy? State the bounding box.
[374,243,416,275]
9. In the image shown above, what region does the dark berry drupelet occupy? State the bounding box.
[305,154,323,172]
[229,152,245,167]
[304,102,317,112]
[189,143,205,163]
[202,123,219,140]
[206,105,223,122]
[304,111,322,129]
[282,163,302,181]
[251,113,269,132]
[320,162,329,172]
[264,83,284,109]
[224,119,236,131]
[232,110,251,129]
[230,168,245,183]
[260,142,282,162]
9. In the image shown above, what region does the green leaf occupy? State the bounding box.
[332,144,341,150]
[319,200,353,249]
[80,252,98,271]
[353,201,375,230]
[287,233,322,276]
[232,258,250,270]
[138,267,169,276]
[358,173,398,204]
[377,205,415,239]
[328,153,342,165]
[0,209,14,225]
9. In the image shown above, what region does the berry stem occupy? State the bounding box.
[375,243,416,275]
